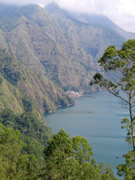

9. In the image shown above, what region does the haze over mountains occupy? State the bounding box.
[0,2,134,115]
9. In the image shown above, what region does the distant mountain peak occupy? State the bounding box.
[46,2,61,14]
[21,4,42,11]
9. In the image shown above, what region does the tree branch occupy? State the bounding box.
[103,84,130,105]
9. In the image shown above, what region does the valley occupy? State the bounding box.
[0,2,135,179]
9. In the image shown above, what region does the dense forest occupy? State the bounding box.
[0,117,117,179]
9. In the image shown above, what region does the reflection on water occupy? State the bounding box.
[45,91,131,179]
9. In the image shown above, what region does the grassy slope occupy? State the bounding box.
[0,74,23,114]
[0,49,74,121]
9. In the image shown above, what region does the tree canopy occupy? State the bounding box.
[91,39,135,149]
[0,112,118,179]
[0,123,39,179]
[90,39,135,179]
[42,129,117,180]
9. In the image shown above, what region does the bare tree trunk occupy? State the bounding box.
[129,90,135,151]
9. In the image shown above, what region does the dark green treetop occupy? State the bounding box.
[0,123,39,179]
[42,129,118,180]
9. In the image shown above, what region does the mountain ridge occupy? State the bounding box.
[0,3,133,92]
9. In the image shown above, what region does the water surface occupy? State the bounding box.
[45,91,131,177]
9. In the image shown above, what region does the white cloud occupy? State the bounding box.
[0,0,135,32]
[58,0,135,32]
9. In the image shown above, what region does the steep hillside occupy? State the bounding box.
[0,3,130,91]
[46,3,126,60]
[0,74,23,114]
[0,49,74,120]
[70,13,135,40]
[0,5,89,90]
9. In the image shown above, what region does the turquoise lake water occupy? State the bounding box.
[45,91,131,178]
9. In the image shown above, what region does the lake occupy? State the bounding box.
[45,91,131,178]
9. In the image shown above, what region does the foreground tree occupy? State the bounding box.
[90,39,135,179]
[117,150,135,179]
[90,39,135,150]
[42,129,117,180]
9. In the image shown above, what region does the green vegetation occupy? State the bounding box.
[117,150,135,179]
[3,67,21,85]
[0,123,39,179]
[0,76,3,84]
[91,39,135,149]
[0,109,51,143]
[0,110,118,179]
[91,39,135,179]
[0,49,21,85]
[0,49,74,118]
[42,129,117,180]
[0,74,23,114]
[0,109,51,162]
[22,96,33,112]
[1,4,135,179]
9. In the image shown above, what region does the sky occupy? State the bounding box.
[0,0,135,33]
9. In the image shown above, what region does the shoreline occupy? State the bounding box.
[66,90,83,98]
